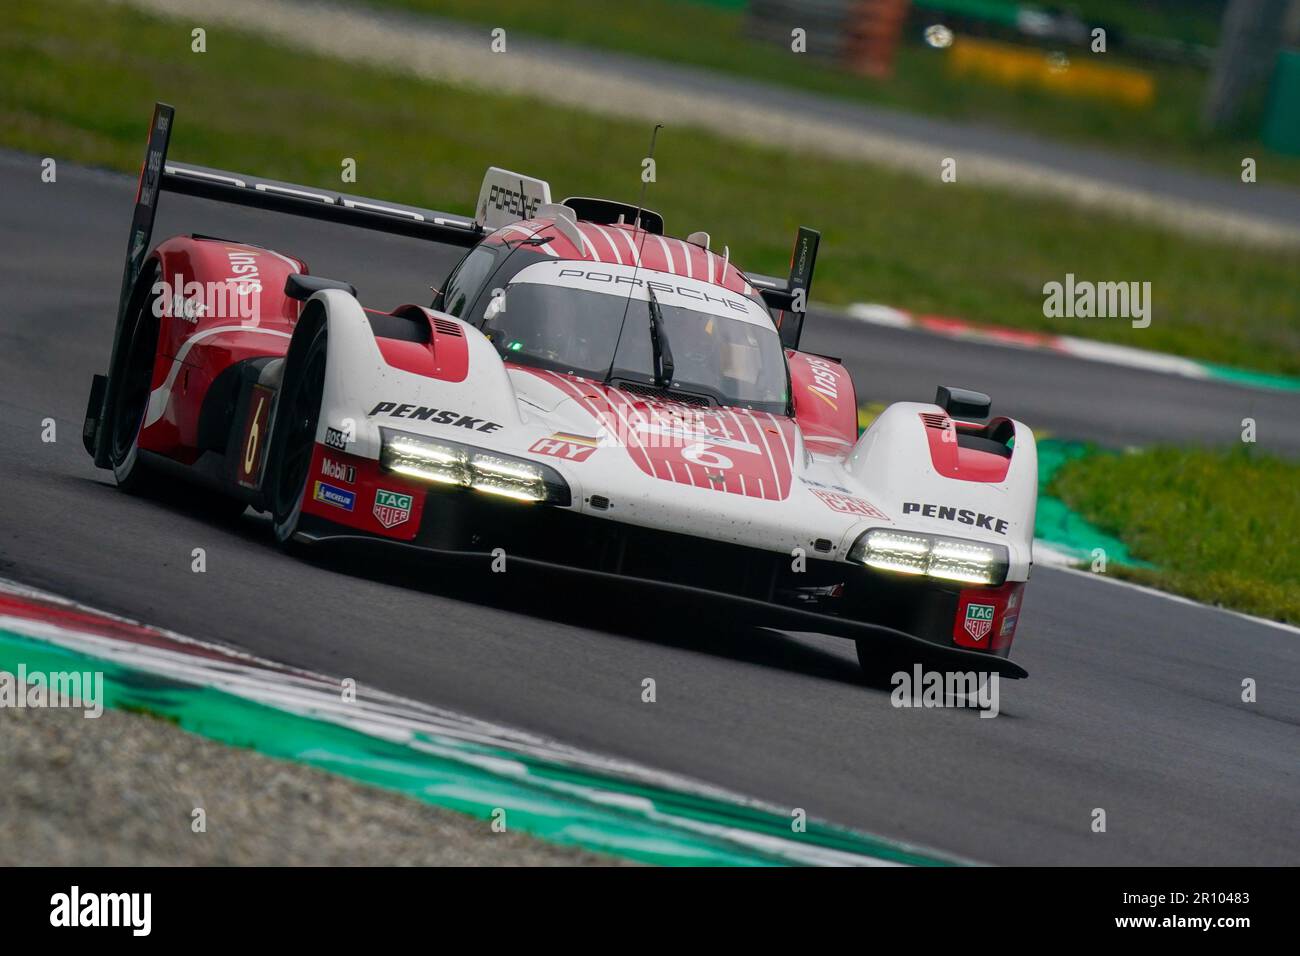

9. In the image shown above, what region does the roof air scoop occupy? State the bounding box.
[562,196,664,234]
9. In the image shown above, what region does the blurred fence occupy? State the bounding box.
[747,0,912,75]
[745,0,1225,67]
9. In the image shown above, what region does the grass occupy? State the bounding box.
[372,0,1300,185]
[1050,445,1300,623]
[3,0,1300,374]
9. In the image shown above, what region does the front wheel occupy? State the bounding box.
[267,320,329,547]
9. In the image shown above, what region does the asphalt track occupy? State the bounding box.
[1,154,1297,864]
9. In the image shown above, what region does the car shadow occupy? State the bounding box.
[303,538,875,689]
[77,474,893,692]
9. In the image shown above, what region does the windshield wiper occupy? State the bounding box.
[647,286,675,387]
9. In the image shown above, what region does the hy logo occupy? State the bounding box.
[373,489,413,529]
[964,603,995,642]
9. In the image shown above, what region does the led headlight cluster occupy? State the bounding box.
[848,528,1009,586]
[380,429,570,505]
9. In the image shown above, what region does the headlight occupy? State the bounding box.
[380,429,570,505]
[848,528,1008,586]
[383,433,469,486]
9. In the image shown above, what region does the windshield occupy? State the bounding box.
[478,261,789,412]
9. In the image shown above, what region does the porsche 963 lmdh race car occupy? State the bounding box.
[83,104,1037,681]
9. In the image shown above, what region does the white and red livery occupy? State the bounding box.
[84,104,1037,680]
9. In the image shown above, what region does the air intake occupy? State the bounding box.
[617,382,710,407]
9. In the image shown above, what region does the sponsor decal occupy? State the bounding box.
[320,456,356,484]
[373,489,413,529]
[369,402,502,434]
[141,148,162,208]
[485,183,541,221]
[224,248,263,293]
[953,586,1021,651]
[903,501,1009,535]
[963,603,996,642]
[324,427,348,450]
[811,489,887,518]
[530,433,598,462]
[312,481,355,512]
[555,270,751,314]
[804,356,841,410]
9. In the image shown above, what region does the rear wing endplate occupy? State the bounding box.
[747,226,820,351]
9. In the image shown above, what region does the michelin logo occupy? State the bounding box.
[313,480,355,512]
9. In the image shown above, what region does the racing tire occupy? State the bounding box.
[267,317,328,548]
[107,264,163,495]
[107,265,248,522]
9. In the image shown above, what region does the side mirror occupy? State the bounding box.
[935,385,990,421]
[284,273,357,301]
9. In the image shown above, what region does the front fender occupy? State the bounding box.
[844,402,1038,579]
[312,291,526,461]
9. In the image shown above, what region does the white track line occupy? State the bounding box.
[0,577,940,865]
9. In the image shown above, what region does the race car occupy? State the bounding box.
[83,103,1037,680]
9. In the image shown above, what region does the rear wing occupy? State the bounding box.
[89,101,486,466]
[746,226,820,351]
[166,162,482,242]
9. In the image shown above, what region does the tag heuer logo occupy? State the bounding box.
[963,603,995,642]
[373,489,413,529]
